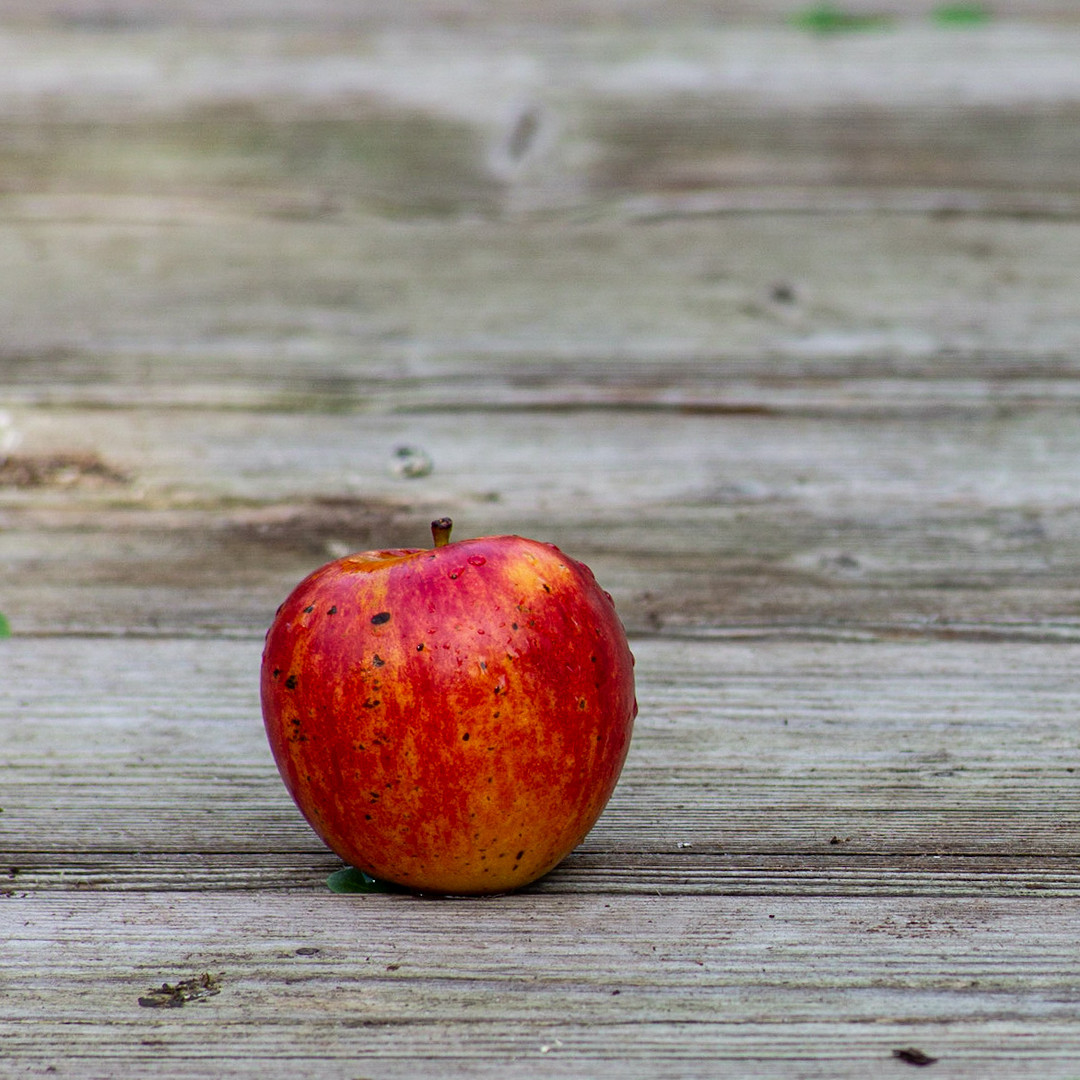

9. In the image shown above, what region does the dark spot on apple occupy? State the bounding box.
[417,643,425,651]
[272,668,281,679]
[369,792,380,802]
[542,584,551,593]
[578,698,587,710]
[372,654,385,667]
[285,674,298,689]
[303,605,314,613]
[362,699,381,709]
[493,711,500,719]
[327,605,338,615]
[365,813,372,820]
[511,623,519,630]
[516,850,525,860]
[462,732,470,741]
[371,612,391,625]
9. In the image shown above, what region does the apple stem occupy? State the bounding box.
[431,517,453,548]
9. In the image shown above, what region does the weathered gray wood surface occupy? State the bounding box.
[3,2,1080,1076]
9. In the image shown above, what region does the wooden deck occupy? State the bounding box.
[3,1,1080,1075]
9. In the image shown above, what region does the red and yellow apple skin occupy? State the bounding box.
[260,526,636,895]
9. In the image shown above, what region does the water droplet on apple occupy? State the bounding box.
[468,555,486,567]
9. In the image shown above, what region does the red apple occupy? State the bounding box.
[260,518,637,895]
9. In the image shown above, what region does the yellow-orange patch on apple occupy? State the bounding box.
[260,520,636,895]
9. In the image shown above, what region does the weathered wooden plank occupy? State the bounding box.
[3,637,1078,890]
[4,0,1080,30]
[3,213,1080,412]
[4,893,1080,1078]
[0,23,1078,217]
[4,400,1080,635]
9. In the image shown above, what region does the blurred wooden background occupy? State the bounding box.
[3,1,1080,1076]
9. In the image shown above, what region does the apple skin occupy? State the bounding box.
[260,528,637,895]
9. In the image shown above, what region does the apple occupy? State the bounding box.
[260,518,637,895]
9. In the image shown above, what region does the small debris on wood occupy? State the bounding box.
[138,972,222,1008]
[893,1047,938,1067]
[506,106,542,161]
[0,452,129,490]
[389,445,433,479]
[769,281,797,304]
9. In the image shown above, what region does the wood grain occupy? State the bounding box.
[2,4,1080,1075]
[4,214,1080,408]
[6,893,1080,1078]
[4,401,1080,637]
[1,22,1079,219]
[3,638,1078,881]
[4,0,1080,28]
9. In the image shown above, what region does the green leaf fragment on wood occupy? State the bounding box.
[789,5,894,33]
[327,866,407,894]
[932,3,991,25]
[0,612,10,638]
